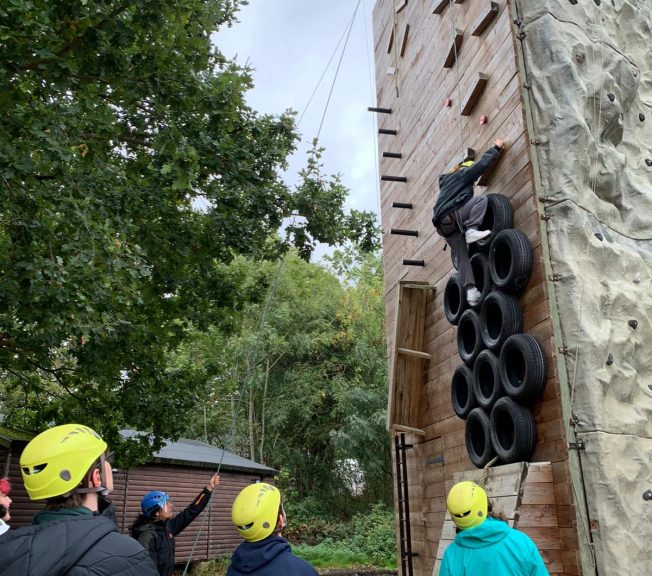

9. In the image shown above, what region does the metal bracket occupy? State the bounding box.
[558,346,568,354]
[568,440,586,451]
[549,274,561,282]
[540,214,551,221]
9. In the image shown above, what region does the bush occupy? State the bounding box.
[289,502,397,570]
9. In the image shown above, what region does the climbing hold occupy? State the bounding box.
[646,159,652,167]
[639,113,645,122]
[480,115,488,125]
[633,274,641,284]
[606,353,614,366]
[607,93,615,102]
[628,319,638,329]
[444,97,452,108]
[594,232,604,241]
[593,0,601,5]
[643,489,652,501]
[569,0,578,4]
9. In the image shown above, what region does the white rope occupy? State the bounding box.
[447,0,465,159]
[181,254,289,575]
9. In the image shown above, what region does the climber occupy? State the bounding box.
[432,139,505,306]
[439,481,548,575]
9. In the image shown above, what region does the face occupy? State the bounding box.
[157,500,174,521]
[0,491,12,521]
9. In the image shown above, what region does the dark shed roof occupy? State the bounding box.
[120,430,277,475]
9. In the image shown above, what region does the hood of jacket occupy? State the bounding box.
[2,513,118,575]
[130,514,163,537]
[454,517,511,549]
[229,535,291,573]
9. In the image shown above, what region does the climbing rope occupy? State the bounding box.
[181,254,289,576]
[390,0,401,97]
[447,0,466,160]
[316,0,362,140]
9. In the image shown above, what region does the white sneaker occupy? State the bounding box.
[466,287,481,307]
[465,228,491,244]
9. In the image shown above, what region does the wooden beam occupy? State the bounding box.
[379,128,397,135]
[381,175,407,182]
[433,0,449,15]
[461,72,488,115]
[399,24,410,57]
[472,1,499,37]
[444,29,464,69]
[383,151,402,158]
[463,147,476,163]
[392,201,413,209]
[368,106,392,113]
[398,347,431,360]
[391,423,426,436]
[395,0,409,14]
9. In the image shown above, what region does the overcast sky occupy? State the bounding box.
[214,0,381,234]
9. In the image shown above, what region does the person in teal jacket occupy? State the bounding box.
[439,481,549,576]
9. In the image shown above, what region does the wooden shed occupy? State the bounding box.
[1,425,276,566]
[372,1,652,576]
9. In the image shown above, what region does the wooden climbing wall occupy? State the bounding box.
[375,1,582,575]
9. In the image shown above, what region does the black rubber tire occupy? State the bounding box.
[480,290,523,351]
[451,364,477,419]
[444,273,467,325]
[476,194,514,252]
[489,229,533,293]
[472,349,504,410]
[457,309,484,366]
[499,334,547,404]
[469,252,492,308]
[490,397,537,463]
[465,408,495,468]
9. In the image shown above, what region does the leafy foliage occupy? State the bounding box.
[0,0,379,457]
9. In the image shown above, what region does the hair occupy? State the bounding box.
[0,477,11,495]
[487,500,508,523]
[43,457,102,510]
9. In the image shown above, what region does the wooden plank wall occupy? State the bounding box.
[373,1,581,574]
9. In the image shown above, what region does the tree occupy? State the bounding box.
[177,249,391,509]
[0,0,378,458]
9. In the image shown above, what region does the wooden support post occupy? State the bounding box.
[383,152,403,159]
[403,259,425,267]
[368,106,392,114]
[392,202,413,209]
[444,30,464,69]
[472,2,499,36]
[381,175,407,182]
[476,146,504,186]
[391,229,418,237]
[461,72,488,115]
[379,128,397,135]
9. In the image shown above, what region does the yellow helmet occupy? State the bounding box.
[20,424,107,500]
[460,160,475,168]
[447,481,487,530]
[231,482,281,542]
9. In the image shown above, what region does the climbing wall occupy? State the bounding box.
[374,1,593,575]
[512,1,652,575]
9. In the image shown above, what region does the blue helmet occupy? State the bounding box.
[141,490,169,517]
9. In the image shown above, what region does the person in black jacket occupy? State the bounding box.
[130,473,220,576]
[0,423,157,576]
[432,139,505,306]
[227,482,317,576]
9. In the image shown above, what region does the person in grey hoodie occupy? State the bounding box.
[432,140,505,306]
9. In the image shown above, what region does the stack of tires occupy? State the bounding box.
[443,194,547,469]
